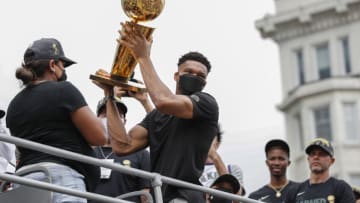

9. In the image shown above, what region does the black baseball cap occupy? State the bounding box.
[24,38,76,67]
[265,139,290,157]
[211,174,240,194]
[305,138,334,157]
[0,109,5,119]
[96,97,128,116]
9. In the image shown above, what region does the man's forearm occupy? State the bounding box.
[137,57,175,107]
[211,152,228,176]
[106,100,131,150]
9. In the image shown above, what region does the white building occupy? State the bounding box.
[255,0,360,185]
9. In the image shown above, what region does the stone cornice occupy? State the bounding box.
[255,0,360,42]
[277,76,360,111]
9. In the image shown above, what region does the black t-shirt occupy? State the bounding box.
[91,147,150,203]
[6,81,100,191]
[284,177,356,203]
[248,181,298,203]
[139,92,219,202]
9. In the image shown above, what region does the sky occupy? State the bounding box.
[0,0,287,194]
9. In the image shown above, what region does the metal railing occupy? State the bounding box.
[0,135,263,203]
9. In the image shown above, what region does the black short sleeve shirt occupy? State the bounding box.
[6,81,100,191]
[284,177,355,203]
[139,92,219,202]
[248,181,299,203]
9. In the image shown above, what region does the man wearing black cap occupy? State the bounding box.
[206,174,241,203]
[284,137,355,202]
[248,139,298,203]
[91,97,151,203]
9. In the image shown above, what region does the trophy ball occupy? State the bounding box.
[121,0,165,22]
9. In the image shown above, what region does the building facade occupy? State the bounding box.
[255,0,360,185]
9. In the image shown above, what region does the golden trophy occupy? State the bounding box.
[90,0,165,93]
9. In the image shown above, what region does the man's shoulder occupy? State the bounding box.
[329,177,357,201]
[192,92,217,102]
[288,180,301,187]
[248,185,269,198]
[329,177,353,191]
[284,180,304,196]
[190,92,219,119]
[329,177,348,184]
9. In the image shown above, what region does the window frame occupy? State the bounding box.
[313,104,333,141]
[314,42,331,79]
[339,36,352,74]
[294,49,305,85]
[343,101,360,143]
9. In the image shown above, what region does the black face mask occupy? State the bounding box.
[178,74,205,95]
[58,69,67,81]
[208,187,233,203]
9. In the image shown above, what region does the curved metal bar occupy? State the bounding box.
[0,135,263,203]
[116,190,153,203]
[0,173,133,203]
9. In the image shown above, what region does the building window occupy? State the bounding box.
[295,49,305,85]
[340,37,352,74]
[343,102,359,141]
[295,114,305,150]
[313,105,332,141]
[316,43,331,79]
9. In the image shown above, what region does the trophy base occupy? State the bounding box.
[90,74,146,93]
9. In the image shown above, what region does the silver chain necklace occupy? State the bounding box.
[98,147,113,159]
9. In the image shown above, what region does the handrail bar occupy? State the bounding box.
[116,190,153,203]
[0,173,133,203]
[0,135,263,203]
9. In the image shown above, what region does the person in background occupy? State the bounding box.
[91,94,151,203]
[206,174,241,203]
[248,139,298,203]
[199,123,246,200]
[107,21,219,203]
[0,109,16,184]
[353,186,360,203]
[284,138,355,202]
[6,38,107,202]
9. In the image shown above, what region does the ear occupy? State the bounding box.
[288,160,291,166]
[174,71,179,82]
[214,141,220,149]
[49,59,56,72]
[330,157,335,165]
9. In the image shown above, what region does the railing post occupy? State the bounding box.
[151,173,163,203]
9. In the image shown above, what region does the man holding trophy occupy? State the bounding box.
[92,1,219,202]
[110,21,219,203]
